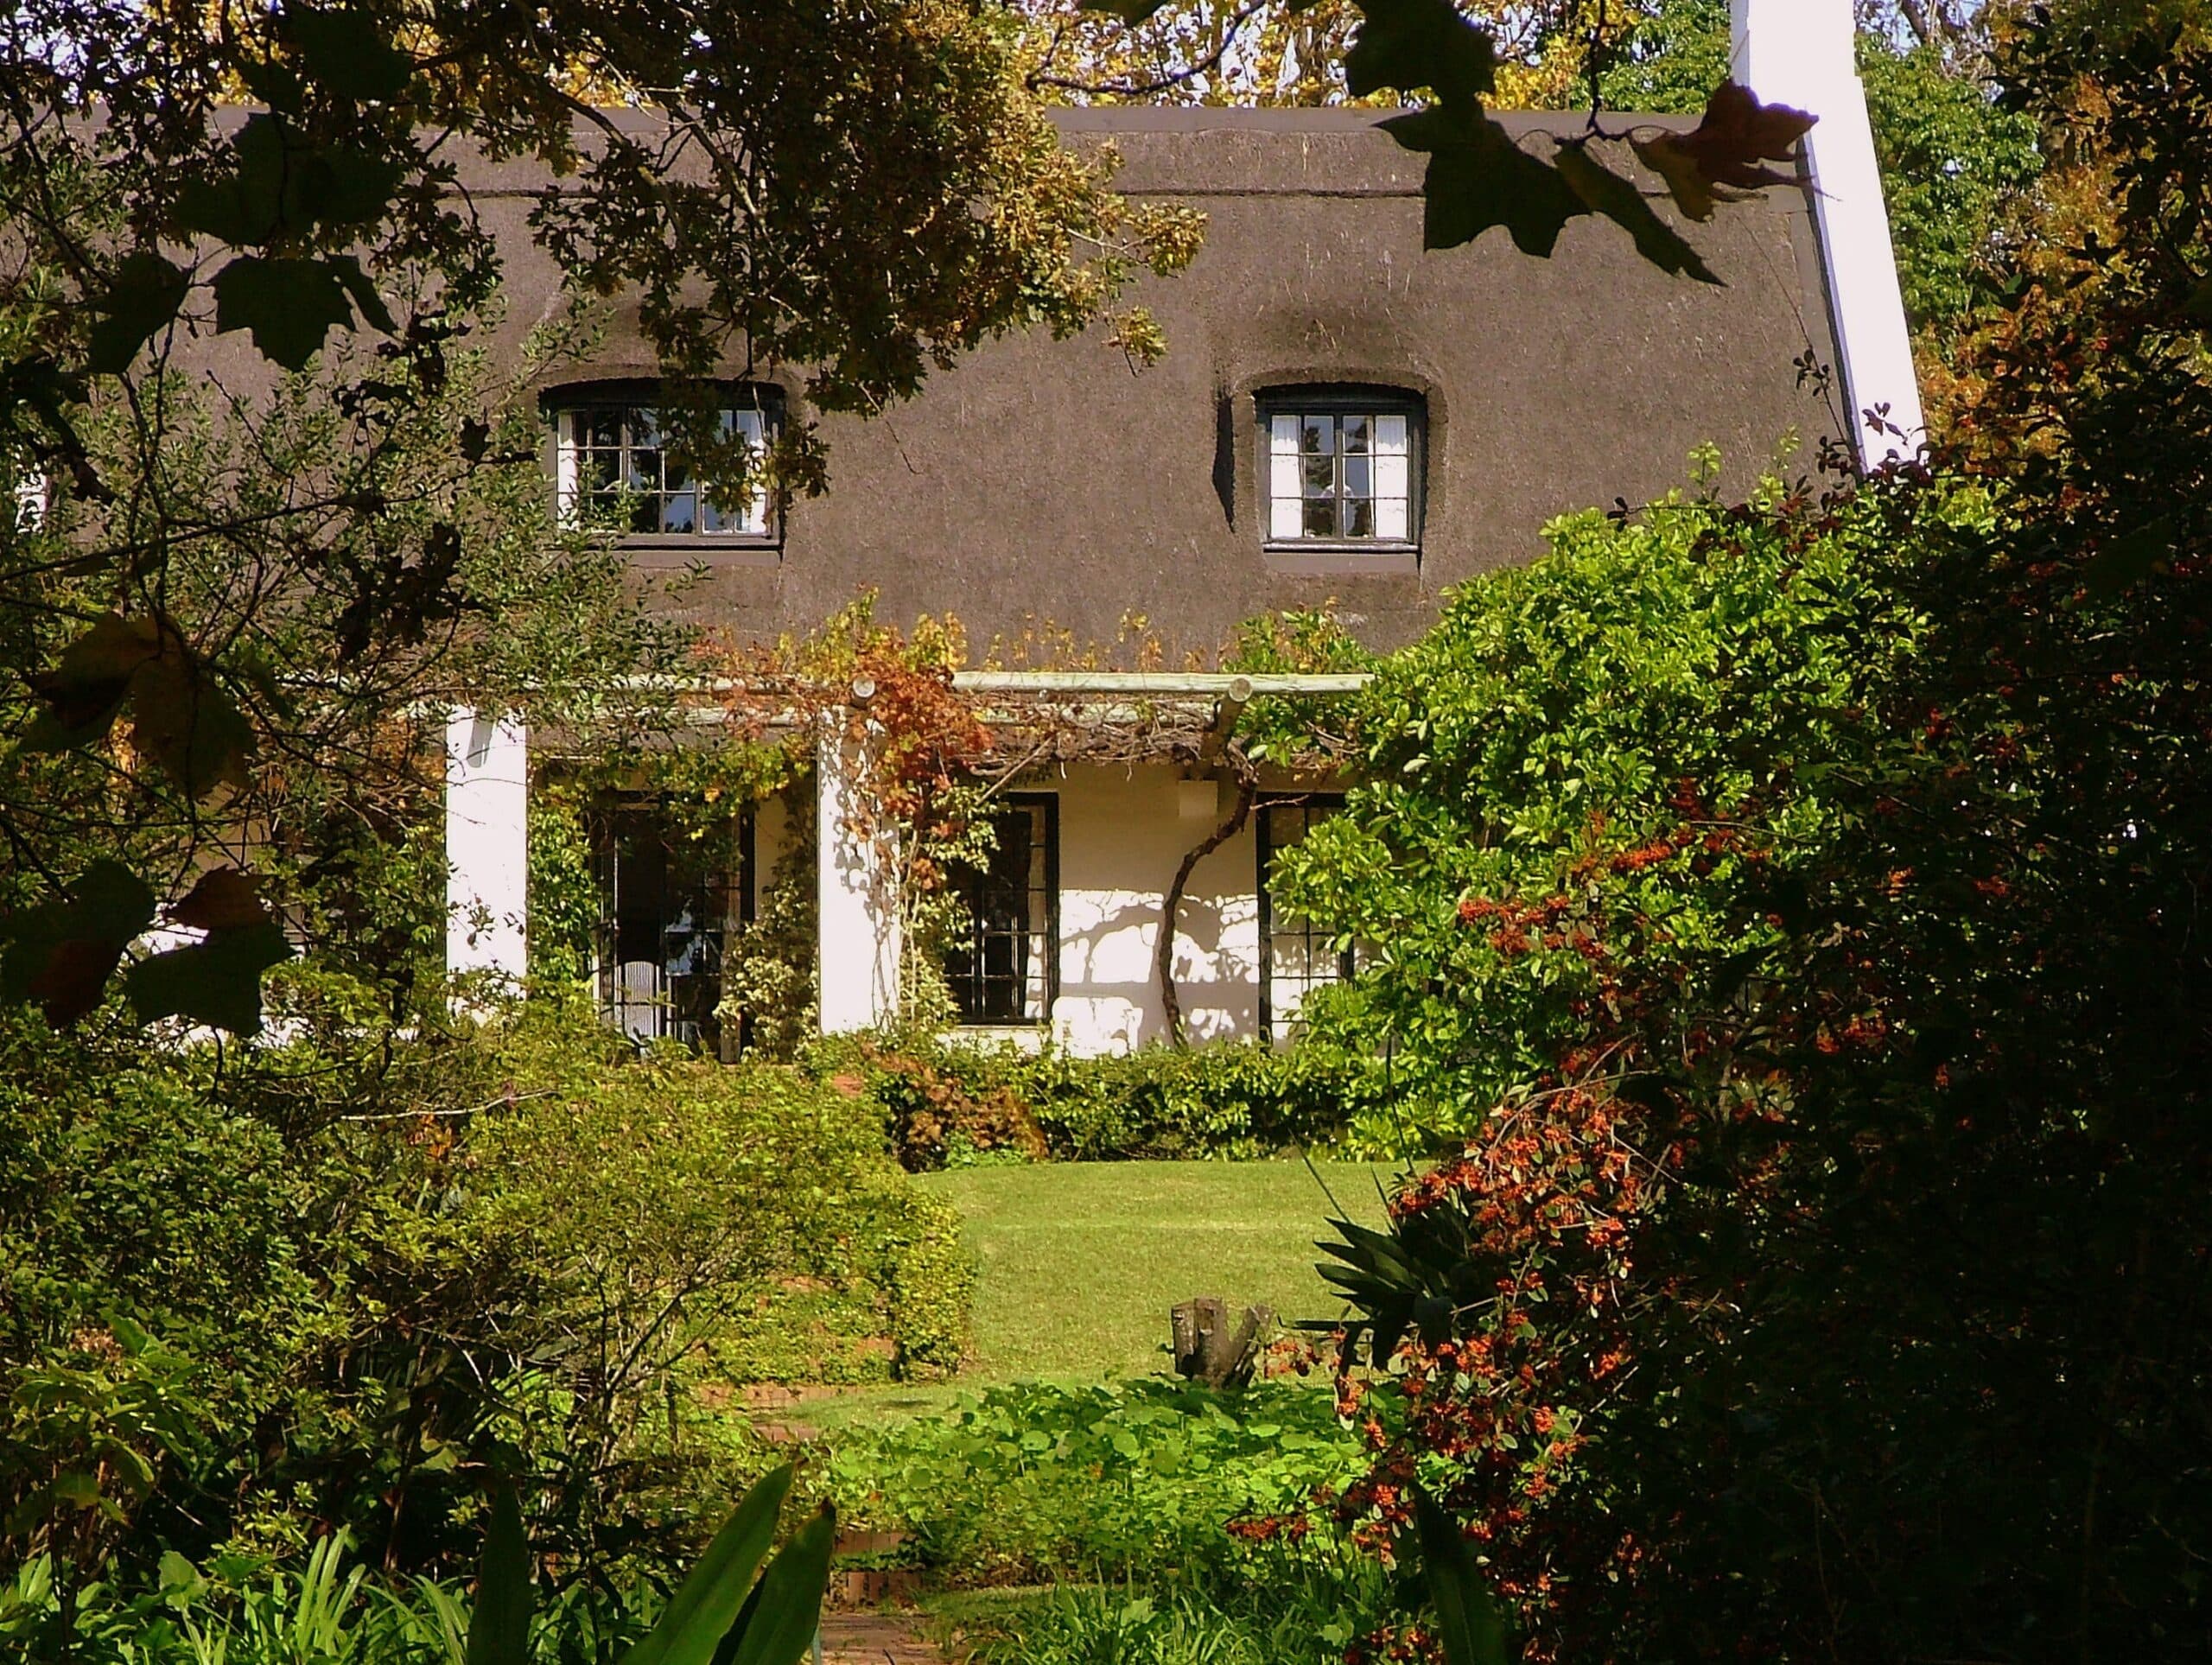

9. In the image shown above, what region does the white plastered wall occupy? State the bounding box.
[445,708,529,987]
[1047,763,1262,1053]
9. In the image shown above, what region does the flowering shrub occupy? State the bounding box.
[1273,31,2212,1637]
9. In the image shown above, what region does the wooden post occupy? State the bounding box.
[1171,1296,1274,1389]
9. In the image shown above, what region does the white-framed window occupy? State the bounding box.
[1260,389,1422,550]
[12,470,45,533]
[551,389,777,540]
[1257,794,1355,1042]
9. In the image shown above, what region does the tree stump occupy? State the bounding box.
[1171,1296,1274,1389]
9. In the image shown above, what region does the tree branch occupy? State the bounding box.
[1156,772,1254,1049]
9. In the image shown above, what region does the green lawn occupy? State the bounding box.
[916,1159,1399,1383]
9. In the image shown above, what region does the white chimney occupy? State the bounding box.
[1733,0,1926,466]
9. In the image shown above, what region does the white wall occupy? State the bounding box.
[445,709,529,987]
[1049,763,1262,1053]
[817,734,900,1032]
[741,761,1287,1054]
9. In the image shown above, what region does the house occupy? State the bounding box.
[443,0,1923,1056]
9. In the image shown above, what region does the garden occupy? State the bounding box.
[7,4,2212,1665]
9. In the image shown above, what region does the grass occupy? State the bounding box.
[916,1159,1398,1382]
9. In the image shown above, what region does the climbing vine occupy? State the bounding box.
[541,593,1367,1050]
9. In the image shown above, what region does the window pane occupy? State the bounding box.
[594,804,737,1052]
[945,800,1055,1024]
[1257,400,1418,550]
[703,490,763,535]
[1262,798,1350,1042]
[558,397,779,539]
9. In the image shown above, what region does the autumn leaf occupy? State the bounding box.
[0,860,157,1026]
[1632,80,1815,223]
[28,612,257,798]
[1345,0,1497,108]
[168,867,271,932]
[29,612,164,738]
[126,921,290,1036]
[86,251,191,377]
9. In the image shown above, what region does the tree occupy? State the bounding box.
[0,0,1204,1029]
[1281,16,2212,1661]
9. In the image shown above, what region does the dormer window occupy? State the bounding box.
[1259,388,1422,552]
[551,384,779,542]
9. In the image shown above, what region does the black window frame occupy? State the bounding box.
[546,379,785,553]
[1256,793,1355,1043]
[591,798,755,1058]
[1256,385,1425,560]
[942,792,1060,1027]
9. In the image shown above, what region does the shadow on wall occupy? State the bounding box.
[1057,893,1258,1050]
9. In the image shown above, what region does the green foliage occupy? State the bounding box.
[0,1009,969,1586]
[942,1561,1389,1665]
[1274,475,1935,1150]
[1289,26,2212,1653]
[1596,0,2043,335]
[618,1465,827,1665]
[716,790,820,1062]
[1014,1045,1357,1161]
[826,1378,1371,1584]
[0,1463,831,1665]
[808,1032,1359,1166]
[527,790,601,990]
[1860,36,2043,332]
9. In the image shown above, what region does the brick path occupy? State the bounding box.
[817,1614,945,1665]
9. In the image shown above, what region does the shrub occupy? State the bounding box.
[0,1008,971,1586]
[1283,140,2212,1650]
[824,1377,1374,1585]
[1014,1043,1357,1161]
[942,1563,1389,1665]
[808,1032,1358,1169]
[0,1015,334,1573]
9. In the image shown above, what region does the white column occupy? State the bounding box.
[816,732,901,1032]
[445,708,530,986]
[1734,0,1926,465]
